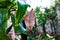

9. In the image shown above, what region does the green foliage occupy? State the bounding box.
[15,1,30,26]
[18,21,30,35]
[0,9,8,31]
[35,7,47,25]
[0,0,15,40]
[35,7,40,14]
[10,1,30,32]
[35,6,57,40]
[0,9,11,40]
[0,0,15,8]
[0,0,6,2]
[38,13,47,25]
[55,0,60,4]
[37,34,54,40]
[0,0,57,40]
[0,0,30,39]
[45,7,57,19]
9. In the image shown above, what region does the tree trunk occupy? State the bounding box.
[55,3,60,40]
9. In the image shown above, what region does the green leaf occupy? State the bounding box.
[0,0,15,8]
[0,9,11,40]
[11,1,30,32]
[11,13,15,26]
[38,14,47,25]
[15,1,30,26]
[35,7,40,14]
[18,21,29,34]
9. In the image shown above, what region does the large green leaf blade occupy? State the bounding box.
[0,9,11,40]
[15,1,30,26]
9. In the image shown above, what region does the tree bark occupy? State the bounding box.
[55,3,60,40]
